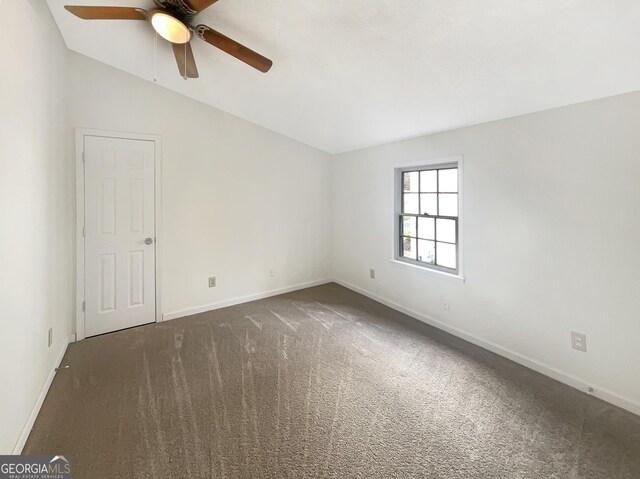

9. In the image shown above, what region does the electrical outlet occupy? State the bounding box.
[48,327,53,348]
[369,268,376,279]
[208,276,216,288]
[443,301,450,311]
[571,331,587,352]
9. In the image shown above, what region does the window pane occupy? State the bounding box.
[420,194,437,215]
[401,237,417,260]
[403,193,419,214]
[438,193,458,217]
[420,170,437,192]
[436,242,456,269]
[436,218,456,243]
[403,171,419,192]
[402,216,416,237]
[417,217,434,239]
[439,168,458,192]
[417,240,435,264]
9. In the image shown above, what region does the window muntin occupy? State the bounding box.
[399,165,459,272]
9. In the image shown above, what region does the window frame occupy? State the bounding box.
[393,156,464,281]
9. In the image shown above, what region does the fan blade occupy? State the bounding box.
[195,25,272,73]
[172,42,199,78]
[64,6,146,20]
[185,0,221,13]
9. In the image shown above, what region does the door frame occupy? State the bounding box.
[75,128,163,340]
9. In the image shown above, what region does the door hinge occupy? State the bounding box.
[82,226,85,237]
[82,301,85,312]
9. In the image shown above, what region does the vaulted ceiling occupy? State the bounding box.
[48,0,640,153]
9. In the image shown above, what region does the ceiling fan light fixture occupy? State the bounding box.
[150,11,191,44]
[64,3,273,74]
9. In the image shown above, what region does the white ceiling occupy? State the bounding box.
[48,0,640,154]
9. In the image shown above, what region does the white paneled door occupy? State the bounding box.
[84,136,156,337]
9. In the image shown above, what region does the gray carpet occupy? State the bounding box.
[25,283,640,478]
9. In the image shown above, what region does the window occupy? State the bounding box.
[396,161,461,274]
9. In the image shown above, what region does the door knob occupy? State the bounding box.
[145,237,153,245]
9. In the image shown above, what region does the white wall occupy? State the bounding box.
[0,0,74,453]
[68,53,333,318]
[332,91,640,412]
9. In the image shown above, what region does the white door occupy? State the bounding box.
[84,136,156,337]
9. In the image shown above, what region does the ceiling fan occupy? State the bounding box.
[64,1,273,79]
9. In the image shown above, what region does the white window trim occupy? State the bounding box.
[391,156,465,283]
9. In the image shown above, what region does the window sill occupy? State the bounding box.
[389,259,466,284]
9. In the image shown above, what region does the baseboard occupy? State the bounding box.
[12,333,74,454]
[163,279,333,322]
[333,278,640,417]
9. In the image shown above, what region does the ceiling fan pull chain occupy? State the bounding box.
[153,32,157,83]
